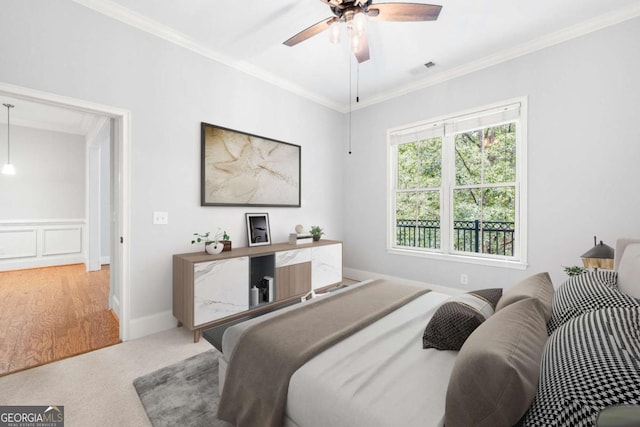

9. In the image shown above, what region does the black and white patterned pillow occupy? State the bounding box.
[423,288,502,351]
[525,307,640,427]
[547,270,639,334]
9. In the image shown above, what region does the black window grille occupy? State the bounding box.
[396,219,514,256]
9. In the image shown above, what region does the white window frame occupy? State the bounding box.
[386,97,528,269]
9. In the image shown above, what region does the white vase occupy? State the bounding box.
[205,242,224,255]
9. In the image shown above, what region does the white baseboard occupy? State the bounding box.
[0,255,86,271]
[110,293,121,319]
[128,310,178,340]
[100,256,110,265]
[343,267,464,296]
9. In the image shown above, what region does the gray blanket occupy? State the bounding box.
[217,279,430,427]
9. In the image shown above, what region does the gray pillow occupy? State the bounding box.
[423,288,502,351]
[495,272,554,321]
[445,298,548,427]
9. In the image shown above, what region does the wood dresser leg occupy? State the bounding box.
[177,320,183,327]
[194,329,201,343]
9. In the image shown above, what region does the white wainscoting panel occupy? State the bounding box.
[0,219,86,270]
[43,227,83,256]
[0,229,38,259]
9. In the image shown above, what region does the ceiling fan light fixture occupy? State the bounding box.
[329,20,341,44]
[283,1,442,64]
[350,32,361,53]
[353,10,367,36]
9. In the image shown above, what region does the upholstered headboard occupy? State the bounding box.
[614,238,640,270]
[615,238,640,300]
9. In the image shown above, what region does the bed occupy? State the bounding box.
[217,238,640,427]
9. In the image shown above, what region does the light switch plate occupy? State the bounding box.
[153,211,168,225]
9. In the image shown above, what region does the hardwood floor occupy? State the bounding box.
[0,264,120,376]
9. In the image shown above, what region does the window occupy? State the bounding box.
[388,98,527,268]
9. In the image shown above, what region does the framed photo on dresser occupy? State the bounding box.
[246,213,271,247]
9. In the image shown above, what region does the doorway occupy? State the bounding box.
[0,82,131,345]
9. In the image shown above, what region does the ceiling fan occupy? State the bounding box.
[283,0,442,63]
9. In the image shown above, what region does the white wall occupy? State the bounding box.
[0,0,345,337]
[343,17,640,290]
[0,125,86,270]
[3,1,636,338]
[0,125,85,219]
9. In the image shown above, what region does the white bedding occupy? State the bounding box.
[220,285,456,427]
[285,291,455,427]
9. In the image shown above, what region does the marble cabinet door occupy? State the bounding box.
[275,248,312,268]
[193,257,249,326]
[311,244,342,290]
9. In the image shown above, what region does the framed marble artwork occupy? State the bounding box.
[246,213,271,247]
[201,122,301,207]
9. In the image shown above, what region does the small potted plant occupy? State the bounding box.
[191,229,224,255]
[309,226,324,242]
[563,265,588,277]
[220,231,232,252]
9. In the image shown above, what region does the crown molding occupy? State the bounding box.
[71,0,640,114]
[353,3,640,111]
[70,0,344,112]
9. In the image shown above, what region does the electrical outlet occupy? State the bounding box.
[460,274,469,285]
[153,211,168,225]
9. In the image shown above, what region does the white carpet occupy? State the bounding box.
[0,327,211,427]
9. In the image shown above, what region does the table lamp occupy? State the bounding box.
[581,236,614,270]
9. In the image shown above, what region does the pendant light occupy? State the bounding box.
[2,103,15,175]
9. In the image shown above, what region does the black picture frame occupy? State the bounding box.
[201,122,301,207]
[246,213,271,247]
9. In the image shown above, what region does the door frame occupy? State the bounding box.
[0,82,132,341]
[86,116,109,273]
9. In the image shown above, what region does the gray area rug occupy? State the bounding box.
[133,350,232,427]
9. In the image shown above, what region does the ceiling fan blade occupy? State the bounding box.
[283,16,338,47]
[354,34,370,63]
[367,3,442,22]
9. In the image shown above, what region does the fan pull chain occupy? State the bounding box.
[348,60,362,155]
[356,62,360,104]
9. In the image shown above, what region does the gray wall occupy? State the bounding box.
[0,125,85,219]
[343,17,640,289]
[0,0,345,334]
